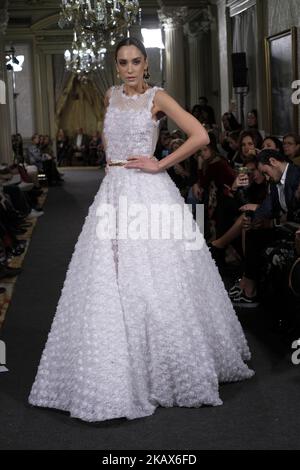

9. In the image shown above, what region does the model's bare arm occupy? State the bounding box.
[125,90,210,173]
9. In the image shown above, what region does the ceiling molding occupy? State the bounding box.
[226,0,256,17]
[31,12,60,30]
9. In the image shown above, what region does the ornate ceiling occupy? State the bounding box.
[7,0,211,28]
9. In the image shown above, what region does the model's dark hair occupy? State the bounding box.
[115,37,147,61]
[257,149,287,165]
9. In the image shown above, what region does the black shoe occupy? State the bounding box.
[228,279,243,299]
[231,290,260,308]
[0,264,22,279]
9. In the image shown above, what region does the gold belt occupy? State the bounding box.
[108,160,126,167]
[108,156,158,167]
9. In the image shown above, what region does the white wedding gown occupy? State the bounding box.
[29,84,254,422]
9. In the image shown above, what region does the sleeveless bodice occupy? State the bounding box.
[103,84,164,161]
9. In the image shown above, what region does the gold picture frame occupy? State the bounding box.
[265,27,298,136]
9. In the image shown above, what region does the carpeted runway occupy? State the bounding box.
[0,169,300,450]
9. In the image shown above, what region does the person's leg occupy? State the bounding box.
[241,228,276,297]
[42,160,53,185]
[212,214,243,249]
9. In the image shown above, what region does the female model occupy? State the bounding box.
[29,37,254,422]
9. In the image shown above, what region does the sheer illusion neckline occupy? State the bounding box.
[121,83,153,100]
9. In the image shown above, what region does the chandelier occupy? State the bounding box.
[59,0,141,75]
[64,28,107,74]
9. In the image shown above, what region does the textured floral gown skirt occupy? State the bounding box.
[29,84,254,422]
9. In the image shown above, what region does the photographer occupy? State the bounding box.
[209,156,268,264]
[230,149,300,308]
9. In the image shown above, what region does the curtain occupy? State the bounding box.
[54,51,117,137]
[57,76,103,136]
[53,54,71,107]
[232,6,257,120]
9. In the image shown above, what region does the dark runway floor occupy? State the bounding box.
[0,169,300,450]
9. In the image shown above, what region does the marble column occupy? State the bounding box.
[214,0,231,117]
[184,4,215,110]
[0,1,13,164]
[158,6,188,110]
[185,26,206,110]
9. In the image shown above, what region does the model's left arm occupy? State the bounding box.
[125,90,210,173]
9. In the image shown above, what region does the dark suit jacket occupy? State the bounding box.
[254,163,300,222]
[72,133,89,150]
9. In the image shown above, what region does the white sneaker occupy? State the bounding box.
[28,209,44,219]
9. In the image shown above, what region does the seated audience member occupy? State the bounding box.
[167,138,198,198]
[219,112,242,156]
[230,149,300,308]
[246,109,259,130]
[262,136,284,153]
[198,96,216,127]
[27,134,63,186]
[209,156,268,263]
[226,130,241,166]
[71,128,89,165]
[88,132,103,166]
[12,133,24,163]
[233,130,263,169]
[283,133,300,166]
[188,133,236,239]
[154,130,172,160]
[56,129,70,166]
[246,109,265,139]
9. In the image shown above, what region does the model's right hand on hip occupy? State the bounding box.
[105,160,111,174]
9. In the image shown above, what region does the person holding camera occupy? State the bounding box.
[230,149,300,308]
[209,156,268,264]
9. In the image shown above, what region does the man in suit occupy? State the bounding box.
[230,149,300,308]
[71,128,89,165]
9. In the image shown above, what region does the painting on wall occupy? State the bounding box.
[265,27,298,136]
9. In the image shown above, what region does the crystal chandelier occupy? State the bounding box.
[64,28,107,74]
[59,0,141,75]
